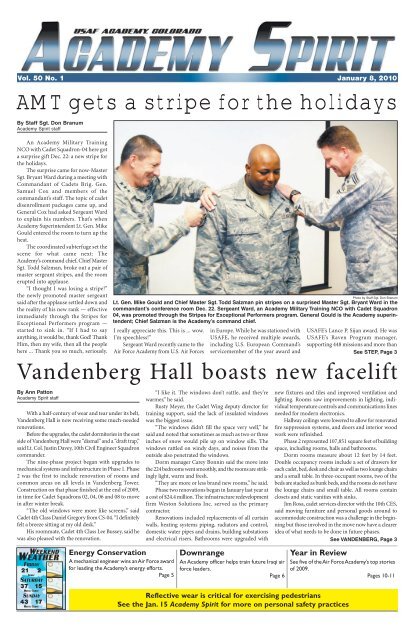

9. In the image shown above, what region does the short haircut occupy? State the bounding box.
[120,135,162,164]
[317,126,362,152]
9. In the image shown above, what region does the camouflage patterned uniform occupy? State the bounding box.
[194,178,301,295]
[114,170,208,294]
[295,155,397,294]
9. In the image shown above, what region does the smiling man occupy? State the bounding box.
[194,144,301,295]
[277,126,397,295]
[114,134,217,294]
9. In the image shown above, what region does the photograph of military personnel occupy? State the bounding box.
[277,126,397,295]
[114,134,217,295]
[194,144,301,295]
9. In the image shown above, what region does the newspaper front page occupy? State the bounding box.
[5,1,410,637]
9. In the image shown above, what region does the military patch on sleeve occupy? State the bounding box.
[338,173,359,194]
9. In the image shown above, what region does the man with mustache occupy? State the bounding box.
[114,134,217,295]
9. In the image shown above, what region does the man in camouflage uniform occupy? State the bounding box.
[278,126,397,295]
[194,144,301,295]
[114,134,216,294]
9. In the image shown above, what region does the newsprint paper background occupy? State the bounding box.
[2,1,412,639]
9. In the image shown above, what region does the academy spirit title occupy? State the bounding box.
[21,22,394,72]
